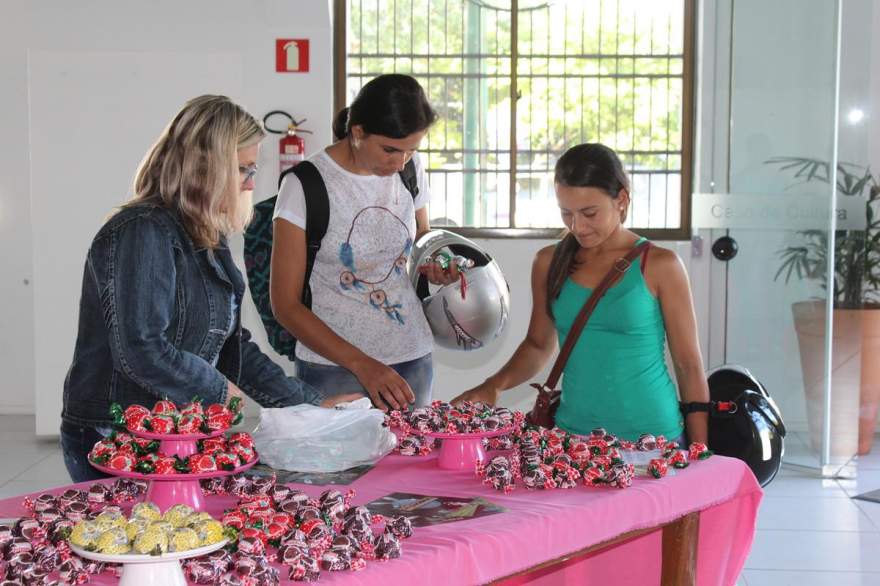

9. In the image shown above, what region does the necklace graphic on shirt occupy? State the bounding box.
[338,206,412,325]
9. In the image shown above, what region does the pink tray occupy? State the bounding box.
[128,428,227,441]
[422,426,514,471]
[90,458,257,481]
[91,458,257,512]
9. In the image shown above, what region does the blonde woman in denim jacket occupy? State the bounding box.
[61,96,358,482]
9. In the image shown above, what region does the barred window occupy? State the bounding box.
[335,0,695,239]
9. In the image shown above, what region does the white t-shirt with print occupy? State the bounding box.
[273,150,434,366]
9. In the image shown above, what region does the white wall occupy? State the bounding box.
[0,2,36,415]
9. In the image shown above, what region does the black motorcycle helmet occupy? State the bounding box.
[706,365,786,487]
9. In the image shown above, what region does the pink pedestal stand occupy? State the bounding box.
[424,427,514,470]
[91,428,257,511]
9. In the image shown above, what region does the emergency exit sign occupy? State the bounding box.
[276,39,309,73]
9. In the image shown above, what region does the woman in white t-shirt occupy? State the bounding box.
[271,74,455,411]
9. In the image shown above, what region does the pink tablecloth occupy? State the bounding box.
[0,454,761,586]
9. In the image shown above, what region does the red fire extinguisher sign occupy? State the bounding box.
[276,39,310,73]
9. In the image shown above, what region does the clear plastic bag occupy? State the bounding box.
[252,398,397,472]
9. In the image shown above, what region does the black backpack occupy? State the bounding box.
[243,158,419,360]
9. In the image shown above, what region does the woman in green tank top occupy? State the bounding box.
[453,143,709,445]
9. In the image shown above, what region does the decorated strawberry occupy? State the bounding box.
[107,452,136,472]
[187,454,218,474]
[114,442,136,458]
[264,521,287,545]
[229,443,256,464]
[648,458,669,479]
[227,432,254,449]
[110,403,151,432]
[132,437,160,456]
[215,452,241,471]
[205,409,234,432]
[688,442,713,461]
[154,455,179,475]
[240,526,268,545]
[668,450,690,469]
[88,438,117,464]
[146,414,176,434]
[135,453,160,474]
[176,413,205,435]
[179,397,204,417]
[109,431,134,447]
[222,509,247,529]
[199,437,227,455]
[152,399,178,416]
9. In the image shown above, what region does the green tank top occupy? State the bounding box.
[551,238,684,441]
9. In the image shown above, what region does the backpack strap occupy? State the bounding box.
[399,158,419,200]
[283,161,330,311]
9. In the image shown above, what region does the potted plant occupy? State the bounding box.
[770,156,880,455]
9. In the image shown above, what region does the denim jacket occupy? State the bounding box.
[62,204,321,428]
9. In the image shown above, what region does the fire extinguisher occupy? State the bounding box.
[262,110,313,176]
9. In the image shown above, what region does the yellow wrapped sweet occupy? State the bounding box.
[192,519,224,546]
[168,527,200,552]
[162,504,194,528]
[125,518,151,541]
[147,520,174,535]
[95,528,131,554]
[94,510,127,532]
[183,512,213,527]
[69,520,101,548]
[131,502,161,522]
[133,527,169,555]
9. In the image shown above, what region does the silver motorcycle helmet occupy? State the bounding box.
[408,230,510,351]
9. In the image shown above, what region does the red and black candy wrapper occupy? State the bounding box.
[320,549,352,571]
[185,559,224,584]
[386,515,413,539]
[373,529,401,560]
[287,553,321,582]
[237,535,266,556]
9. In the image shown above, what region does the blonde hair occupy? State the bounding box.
[128,95,264,248]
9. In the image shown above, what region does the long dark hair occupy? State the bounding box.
[546,143,630,318]
[332,74,437,141]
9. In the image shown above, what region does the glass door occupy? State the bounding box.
[693,0,870,476]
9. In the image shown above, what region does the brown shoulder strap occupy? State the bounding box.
[543,241,651,391]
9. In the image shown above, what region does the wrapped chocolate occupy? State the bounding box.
[201,477,228,495]
[185,559,224,584]
[320,549,351,571]
[237,535,265,557]
[287,553,320,582]
[478,456,515,493]
[385,516,413,539]
[396,435,432,456]
[318,490,345,524]
[87,483,111,507]
[636,433,657,451]
[373,529,401,560]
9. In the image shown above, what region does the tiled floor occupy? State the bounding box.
[2,416,880,585]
